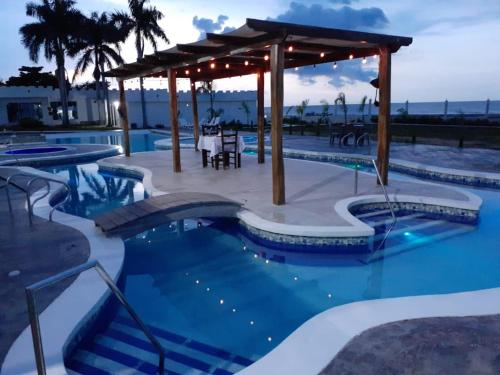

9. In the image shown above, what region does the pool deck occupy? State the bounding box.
[99,149,480,241]
[0,185,90,366]
[260,133,500,174]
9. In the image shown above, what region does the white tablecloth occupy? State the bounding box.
[198,135,246,155]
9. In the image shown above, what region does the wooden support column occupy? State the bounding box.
[168,68,181,172]
[118,79,130,157]
[270,44,285,205]
[376,46,391,185]
[190,78,200,151]
[257,69,265,164]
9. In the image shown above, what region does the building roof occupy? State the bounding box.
[106,18,412,81]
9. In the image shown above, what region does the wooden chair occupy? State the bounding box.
[201,125,219,167]
[215,128,240,169]
[329,122,344,145]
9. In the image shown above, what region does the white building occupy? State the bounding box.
[0,86,257,128]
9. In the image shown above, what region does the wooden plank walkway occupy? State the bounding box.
[94,192,241,235]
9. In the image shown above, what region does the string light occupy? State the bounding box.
[244,60,249,66]
[185,69,190,75]
[362,57,367,64]
[225,63,230,69]
[373,54,378,59]
[349,54,354,60]
[197,68,201,72]
[210,62,216,69]
[264,55,269,61]
[294,67,299,71]
[333,62,337,69]
[320,52,325,58]
[288,45,293,52]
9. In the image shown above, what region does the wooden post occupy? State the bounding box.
[270,44,285,205]
[190,78,200,151]
[168,68,181,172]
[118,79,130,157]
[257,69,265,164]
[376,46,391,185]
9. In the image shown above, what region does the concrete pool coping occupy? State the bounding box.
[98,150,481,244]
[238,287,500,375]
[155,138,500,188]
[0,144,120,167]
[0,155,488,375]
[1,168,125,375]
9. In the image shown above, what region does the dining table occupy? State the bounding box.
[197,134,246,168]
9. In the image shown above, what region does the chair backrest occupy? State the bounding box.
[202,124,219,136]
[220,128,238,154]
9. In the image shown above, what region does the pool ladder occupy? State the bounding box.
[371,159,397,251]
[25,260,165,375]
[3,173,71,225]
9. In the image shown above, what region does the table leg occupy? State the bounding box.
[202,150,208,167]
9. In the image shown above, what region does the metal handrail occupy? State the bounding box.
[26,260,165,375]
[356,133,370,147]
[5,173,71,224]
[371,159,397,251]
[340,132,355,146]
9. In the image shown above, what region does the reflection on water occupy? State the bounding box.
[43,163,148,219]
[48,132,168,153]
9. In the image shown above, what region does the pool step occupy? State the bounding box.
[66,315,254,375]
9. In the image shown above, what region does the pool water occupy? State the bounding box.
[5,146,68,155]
[48,131,168,153]
[104,187,498,360]
[43,163,147,219]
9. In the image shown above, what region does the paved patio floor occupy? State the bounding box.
[265,134,500,173]
[102,149,471,228]
[0,188,89,365]
[321,314,500,375]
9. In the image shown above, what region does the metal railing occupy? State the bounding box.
[340,132,355,147]
[5,173,71,225]
[371,159,397,251]
[356,133,370,147]
[26,260,165,375]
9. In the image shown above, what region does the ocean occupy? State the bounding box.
[270,100,500,117]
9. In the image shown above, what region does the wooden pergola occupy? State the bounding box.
[106,18,412,205]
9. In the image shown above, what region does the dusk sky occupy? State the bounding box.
[1,0,499,106]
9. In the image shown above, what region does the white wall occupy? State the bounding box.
[108,89,257,128]
[0,86,257,128]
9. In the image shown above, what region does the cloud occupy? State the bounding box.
[329,0,358,5]
[270,2,388,87]
[192,15,236,40]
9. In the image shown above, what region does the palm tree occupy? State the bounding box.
[335,92,348,125]
[197,81,215,121]
[240,101,250,126]
[71,12,127,125]
[20,0,84,126]
[114,0,169,128]
[295,99,309,122]
[358,95,368,123]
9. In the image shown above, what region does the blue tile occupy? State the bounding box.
[186,339,232,360]
[232,355,254,367]
[213,368,234,375]
[66,359,111,375]
[90,343,157,374]
[114,315,186,344]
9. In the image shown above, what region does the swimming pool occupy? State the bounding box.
[47,131,168,153]
[4,146,68,155]
[43,163,147,219]
[55,161,500,373]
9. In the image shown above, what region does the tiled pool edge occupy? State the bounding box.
[0,172,125,375]
[244,145,500,189]
[238,287,500,375]
[0,144,120,167]
[98,159,481,251]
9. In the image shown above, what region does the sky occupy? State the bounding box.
[1,0,500,106]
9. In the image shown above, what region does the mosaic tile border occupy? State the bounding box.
[244,145,500,189]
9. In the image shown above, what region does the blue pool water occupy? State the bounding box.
[108,187,499,360]
[48,131,168,153]
[5,146,68,155]
[48,162,500,372]
[43,163,147,219]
